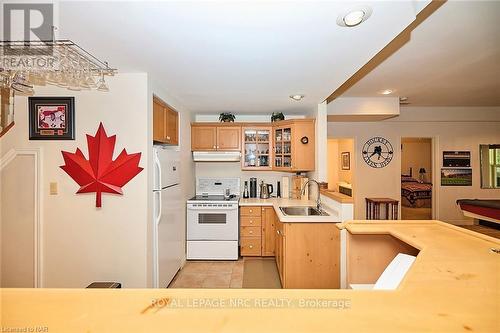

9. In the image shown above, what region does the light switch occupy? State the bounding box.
[49,182,58,195]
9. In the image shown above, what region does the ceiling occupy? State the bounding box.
[342,1,500,106]
[57,1,426,114]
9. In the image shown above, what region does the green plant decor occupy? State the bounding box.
[271,112,285,122]
[219,113,236,122]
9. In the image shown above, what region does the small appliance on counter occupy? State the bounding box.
[259,181,274,199]
[243,181,249,198]
[249,177,257,198]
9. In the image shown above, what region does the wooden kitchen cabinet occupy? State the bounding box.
[153,96,178,145]
[190,120,314,172]
[240,206,262,256]
[241,126,273,170]
[240,206,277,257]
[275,220,340,289]
[191,123,241,151]
[273,119,315,172]
[166,108,178,145]
[191,126,217,150]
[261,207,276,256]
[275,219,285,284]
[216,126,241,151]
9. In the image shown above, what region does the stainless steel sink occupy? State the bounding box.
[279,206,329,216]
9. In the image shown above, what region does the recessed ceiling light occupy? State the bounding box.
[399,96,410,105]
[380,89,393,95]
[337,6,372,27]
[344,10,365,27]
[290,94,305,101]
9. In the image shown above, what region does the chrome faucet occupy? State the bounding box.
[301,179,322,210]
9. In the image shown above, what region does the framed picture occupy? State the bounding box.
[341,152,350,170]
[28,97,75,140]
[441,168,472,186]
[443,151,471,167]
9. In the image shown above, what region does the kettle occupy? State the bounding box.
[260,181,274,199]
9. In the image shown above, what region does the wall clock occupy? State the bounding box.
[362,137,394,168]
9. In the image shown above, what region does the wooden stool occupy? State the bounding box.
[366,198,399,220]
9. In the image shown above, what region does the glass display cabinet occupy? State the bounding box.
[242,127,272,170]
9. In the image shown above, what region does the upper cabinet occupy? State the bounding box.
[153,96,178,145]
[242,126,272,170]
[273,119,315,172]
[217,126,241,151]
[192,126,217,150]
[191,124,241,151]
[190,119,314,172]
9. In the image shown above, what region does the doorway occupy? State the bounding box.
[327,138,354,195]
[0,150,40,288]
[401,138,433,220]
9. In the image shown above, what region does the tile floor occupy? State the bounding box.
[169,259,244,288]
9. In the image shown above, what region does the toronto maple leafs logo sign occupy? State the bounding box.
[60,123,143,207]
[362,137,394,168]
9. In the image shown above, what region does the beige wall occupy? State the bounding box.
[338,139,354,185]
[1,74,151,287]
[327,138,354,191]
[1,155,35,287]
[401,138,432,181]
[327,139,339,190]
[328,106,500,224]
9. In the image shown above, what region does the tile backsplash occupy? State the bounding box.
[194,162,293,197]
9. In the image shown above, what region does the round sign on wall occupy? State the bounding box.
[362,137,394,168]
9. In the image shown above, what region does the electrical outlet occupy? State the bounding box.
[49,182,58,195]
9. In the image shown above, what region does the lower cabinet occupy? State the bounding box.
[240,206,276,257]
[275,221,340,289]
[261,207,276,257]
[240,205,340,289]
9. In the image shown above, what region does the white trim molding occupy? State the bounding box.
[0,148,43,288]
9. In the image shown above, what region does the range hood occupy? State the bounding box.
[193,151,241,162]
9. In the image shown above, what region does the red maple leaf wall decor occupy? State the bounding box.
[60,123,143,208]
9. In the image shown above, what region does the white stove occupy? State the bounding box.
[186,178,240,260]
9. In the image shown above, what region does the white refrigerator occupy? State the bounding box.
[153,147,183,288]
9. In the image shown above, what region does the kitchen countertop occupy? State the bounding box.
[3,220,498,332]
[239,197,340,223]
[319,189,354,204]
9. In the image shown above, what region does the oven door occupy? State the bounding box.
[187,203,239,241]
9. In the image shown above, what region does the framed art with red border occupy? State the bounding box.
[29,96,75,140]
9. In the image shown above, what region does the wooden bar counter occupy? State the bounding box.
[2,220,499,332]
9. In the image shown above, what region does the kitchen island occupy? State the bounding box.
[2,221,499,332]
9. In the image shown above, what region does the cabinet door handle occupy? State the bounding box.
[276,230,280,235]
[249,230,253,234]
[249,209,253,213]
[166,136,171,140]
[249,220,253,224]
[213,145,216,149]
[249,245,253,249]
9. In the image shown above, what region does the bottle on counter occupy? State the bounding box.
[243,181,249,198]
